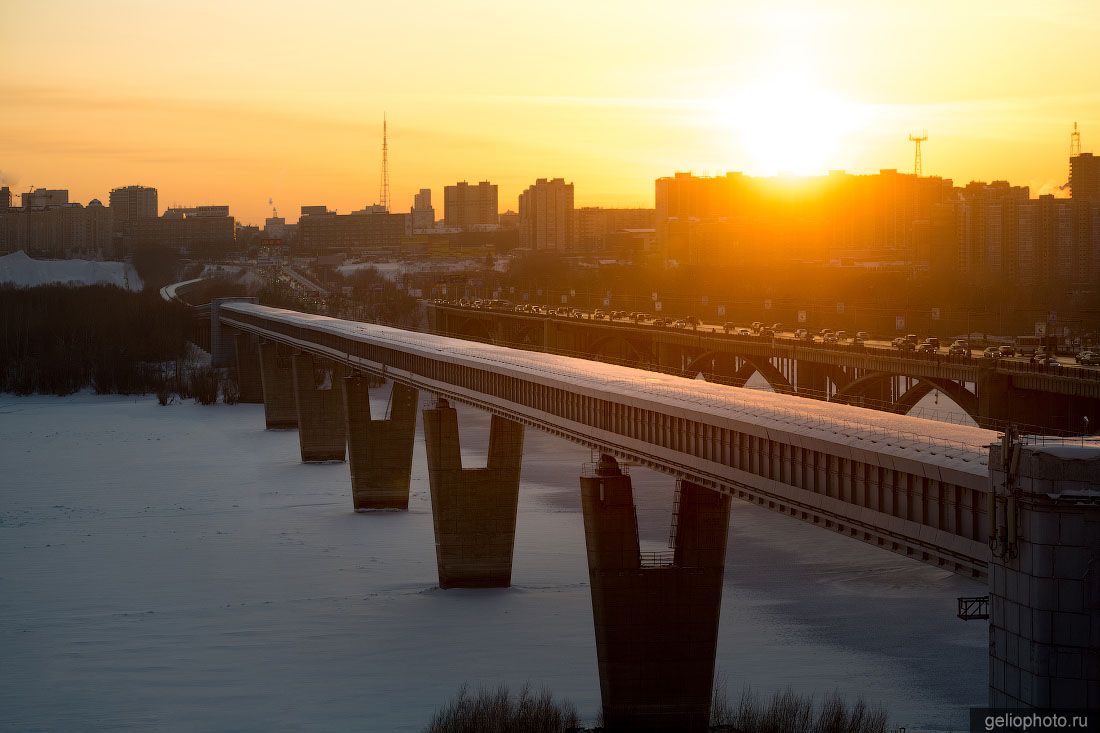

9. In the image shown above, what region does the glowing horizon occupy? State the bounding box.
[2,0,1098,225]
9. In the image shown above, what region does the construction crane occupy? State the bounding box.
[1060,122,1081,191]
[908,131,928,177]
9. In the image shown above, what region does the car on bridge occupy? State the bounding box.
[998,345,1017,357]
[1076,351,1100,366]
[949,342,969,357]
[892,337,914,351]
[982,346,1002,360]
[917,342,938,354]
[722,322,735,333]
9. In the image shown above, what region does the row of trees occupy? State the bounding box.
[0,285,193,395]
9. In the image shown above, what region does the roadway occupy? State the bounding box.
[433,300,1100,374]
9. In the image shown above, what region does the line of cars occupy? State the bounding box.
[439,299,1100,368]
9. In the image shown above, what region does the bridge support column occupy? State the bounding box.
[258,340,297,429]
[656,341,681,375]
[343,377,418,511]
[581,456,730,733]
[423,400,524,588]
[234,333,263,403]
[797,361,829,400]
[292,352,347,462]
[987,439,1100,708]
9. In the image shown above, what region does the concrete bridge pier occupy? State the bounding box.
[233,333,264,403]
[422,400,525,588]
[796,361,830,400]
[258,340,298,429]
[581,456,731,733]
[343,377,418,511]
[987,439,1100,708]
[656,341,682,375]
[291,352,347,462]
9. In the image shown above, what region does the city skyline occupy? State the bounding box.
[3,1,1100,224]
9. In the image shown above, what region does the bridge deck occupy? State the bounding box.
[222,302,1001,576]
[226,303,995,472]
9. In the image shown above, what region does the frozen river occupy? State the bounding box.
[0,391,986,731]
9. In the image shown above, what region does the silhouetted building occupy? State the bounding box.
[574,207,655,253]
[0,196,111,257]
[109,185,158,243]
[518,178,574,251]
[0,186,11,211]
[948,183,1099,291]
[410,188,435,232]
[655,170,952,266]
[21,188,68,210]
[444,181,498,230]
[264,216,287,241]
[953,181,1031,282]
[498,210,519,230]
[130,205,235,254]
[1071,152,1100,203]
[298,208,407,255]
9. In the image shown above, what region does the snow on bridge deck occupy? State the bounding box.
[223,302,998,480]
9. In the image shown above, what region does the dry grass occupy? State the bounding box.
[424,683,581,733]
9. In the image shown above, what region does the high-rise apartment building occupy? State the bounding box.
[298,208,408,255]
[410,188,435,232]
[0,196,111,257]
[654,170,952,265]
[108,185,158,232]
[443,181,498,230]
[1070,152,1100,203]
[518,178,574,251]
[574,207,655,253]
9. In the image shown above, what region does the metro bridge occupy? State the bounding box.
[174,289,1100,728]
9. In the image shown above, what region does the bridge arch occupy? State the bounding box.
[587,333,650,366]
[452,317,496,344]
[684,350,795,395]
[834,372,979,422]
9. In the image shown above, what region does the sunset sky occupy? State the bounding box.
[2,0,1099,225]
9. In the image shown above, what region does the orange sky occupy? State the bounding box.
[2,0,1099,225]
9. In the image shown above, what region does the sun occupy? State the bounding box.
[715,72,866,176]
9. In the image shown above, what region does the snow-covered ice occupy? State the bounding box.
[0,250,142,291]
[0,392,986,732]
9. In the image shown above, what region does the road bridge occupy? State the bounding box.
[427,302,1100,437]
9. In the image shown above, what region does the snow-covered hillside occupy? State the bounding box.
[0,250,143,291]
